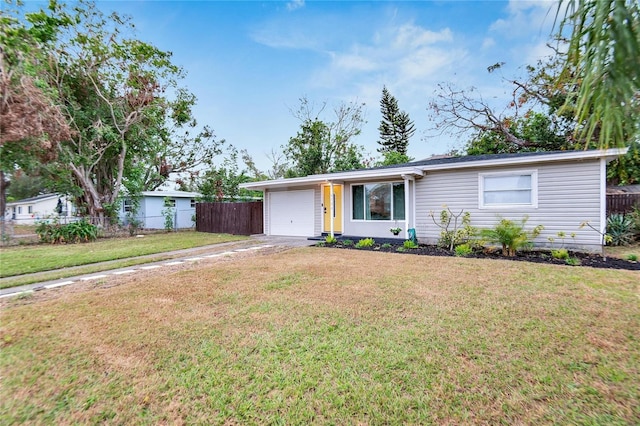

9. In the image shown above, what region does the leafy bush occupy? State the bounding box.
[36,218,99,244]
[565,257,581,266]
[325,235,337,244]
[381,243,392,249]
[403,240,419,249]
[355,238,375,248]
[429,207,477,251]
[626,253,638,261]
[628,206,640,232]
[480,216,543,257]
[551,248,569,260]
[342,239,354,246]
[454,243,473,257]
[606,213,635,246]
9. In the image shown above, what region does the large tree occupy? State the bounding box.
[0,3,73,218]
[377,86,415,158]
[4,1,225,222]
[283,97,366,177]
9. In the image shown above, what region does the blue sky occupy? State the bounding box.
[84,1,559,170]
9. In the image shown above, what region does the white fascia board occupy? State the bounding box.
[240,148,626,190]
[419,148,628,173]
[240,167,424,190]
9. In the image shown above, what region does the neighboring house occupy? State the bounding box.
[120,191,200,230]
[240,148,628,253]
[5,194,74,225]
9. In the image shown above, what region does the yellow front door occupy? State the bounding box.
[322,185,342,234]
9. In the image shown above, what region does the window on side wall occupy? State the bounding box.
[163,198,176,208]
[123,199,133,213]
[479,171,538,209]
[190,199,196,208]
[352,182,405,221]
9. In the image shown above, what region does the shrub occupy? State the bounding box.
[429,207,477,251]
[355,238,375,248]
[629,206,640,235]
[325,235,337,244]
[342,239,354,246]
[626,253,638,262]
[565,257,581,266]
[606,213,635,246]
[381,243,392,249]
[403,240,419,249]
[36,218,99,244]
[551,248,569,260]
[454,243,473,257]
[480,216,543,257]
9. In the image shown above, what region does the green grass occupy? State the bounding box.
[0,248,637,424]
[0,231,246,278]
[0,256,175,289]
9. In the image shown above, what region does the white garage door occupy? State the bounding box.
[269,190,315,236]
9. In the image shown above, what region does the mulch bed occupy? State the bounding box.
[318,242,640,271]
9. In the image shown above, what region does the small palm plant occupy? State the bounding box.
[481,216,543,257]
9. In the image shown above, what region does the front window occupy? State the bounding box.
[163,198,176,208]
[479,171,537,208]
[28,206,33,214]
[352,183,405,220]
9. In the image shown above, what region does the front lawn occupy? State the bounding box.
[1,248,637,424]
[0,231,247,277]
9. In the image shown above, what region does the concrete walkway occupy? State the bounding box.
[0,235,313,299]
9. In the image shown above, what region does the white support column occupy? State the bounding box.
[402,175,412,240]
[329,182,335,237]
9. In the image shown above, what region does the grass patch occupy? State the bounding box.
[0,249,638,424]
[605,242,640,260]
[0,232,246,278]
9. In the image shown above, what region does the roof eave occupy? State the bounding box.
[240,167,424,190]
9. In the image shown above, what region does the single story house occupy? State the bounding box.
[119,190,200,230]
[5,193,74,225]
[240,148,628,253]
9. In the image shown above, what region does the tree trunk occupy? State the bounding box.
[69,164,105,224]
[0,170,10,221]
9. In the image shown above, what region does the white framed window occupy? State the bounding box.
[479,170,538,209]
[163,198,176,208]
[352,182,405,221]
[190,199,196,208]
[123,199,133,213]
[28,206,33,214]
[17,206,22,214]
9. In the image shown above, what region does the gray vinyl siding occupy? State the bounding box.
[415,159,603,252]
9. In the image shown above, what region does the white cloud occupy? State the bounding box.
[313,23,462,91]
[286,0,305,12]
[490,0,558,38]
[482,37,496,50]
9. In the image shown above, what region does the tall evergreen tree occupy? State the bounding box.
[377,86,415,156]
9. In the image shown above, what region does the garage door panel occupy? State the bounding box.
[270,190,315,236]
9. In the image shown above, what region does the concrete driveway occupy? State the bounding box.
[0,235,314,300]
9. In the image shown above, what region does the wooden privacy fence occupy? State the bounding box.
[196,202,263,235]
[607,193,640,214]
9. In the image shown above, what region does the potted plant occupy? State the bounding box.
[390,227,402,236]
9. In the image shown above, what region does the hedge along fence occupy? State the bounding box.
[607,193,640,214]
[196,202,263,235]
